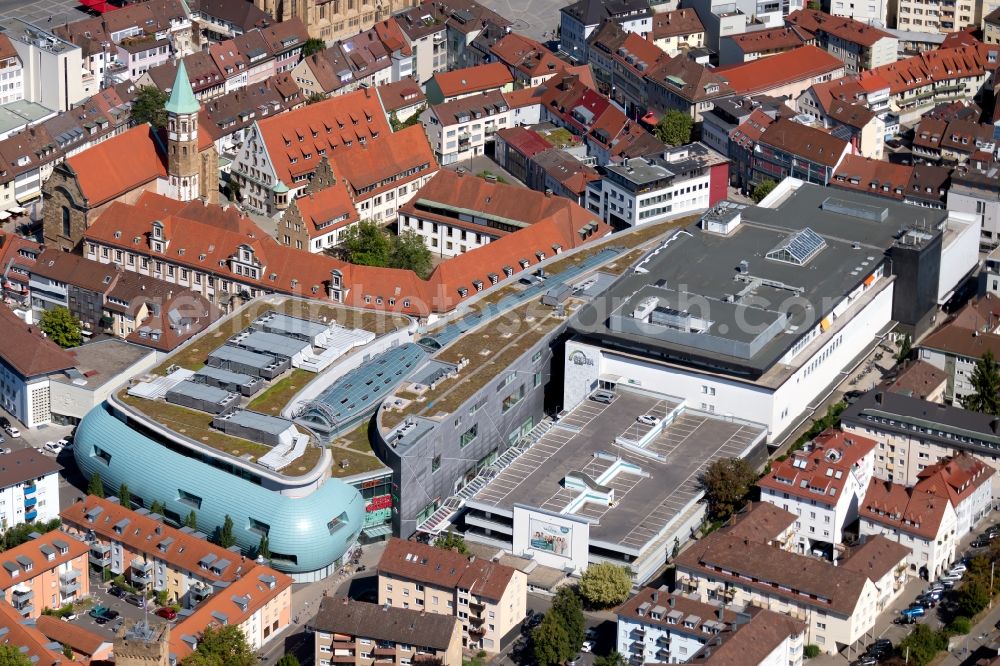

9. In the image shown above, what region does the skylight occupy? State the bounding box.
[766,228,826,266]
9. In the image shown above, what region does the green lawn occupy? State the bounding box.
[329,447,387,478]
[247,369,314,416]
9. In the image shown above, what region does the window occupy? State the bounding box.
[328,511,349,535]
[460,425,478,448]
[61,206,71,238]
[177,489,202,510]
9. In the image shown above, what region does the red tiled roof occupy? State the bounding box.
[375,79,427,113]
[0,306,77,378]
[330,124,436,197]
[0,602,61,666]
[717,45,843,95]
[293,181,359,241]
[0,531,88,590]
[831,154,912,200]
[650,8,704,40]
[35,615,109,656]
[432,62,513,98]
[758,429,876,505]
[860,479,949,540]
[495,126,556,159]
[862,44,996,96]
[256,88,390,186]
[727,26,812,54]
[379,537,517,601]
[785,9,893,47]
[915,453,994,508]
[490,32,566,79]
[758,118,849,167]
[729,108,776,150]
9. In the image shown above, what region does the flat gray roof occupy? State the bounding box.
[257,312,328,338]
[195,365,258,387]
[470,388,766,551]
[237,330,311,358]
[52,339,153,388]
[220,409,294,435]
[166,380,234,405]
[0,100,53,135]
[208,345,277,369]
[570,184,948,378]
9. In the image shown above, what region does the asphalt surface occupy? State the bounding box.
[471,0,562,41]
[0,0,90,32]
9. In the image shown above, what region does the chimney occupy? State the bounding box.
[651,590,658,603]
[668,596,675,608]
[874,391,883,405]
[715,607,724,620]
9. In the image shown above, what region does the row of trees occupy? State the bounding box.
[341,221,434,279]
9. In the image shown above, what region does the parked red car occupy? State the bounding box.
[155,608,177,621]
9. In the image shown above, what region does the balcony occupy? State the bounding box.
[469,600,485,612]
[469,625,486,637]
[59,569,81,584]
[22,485,35,496]
[23,497,36,508]
[24,510,36,521]
[469,614,485,627]
[60,580,81,596]
[89,544,111,566]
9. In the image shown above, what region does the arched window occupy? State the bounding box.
[61,206,70,238]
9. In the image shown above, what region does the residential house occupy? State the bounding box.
[0,35,24,105]
[0,531,89,619]
[425,62,513,104]
[758,429,877,559]
[727,107,776,191]
[643,54,732,121]
[675,503,910,655]
[276,158,359,252]
[559,0,652,63]
[493,124,588,183]
[310,597,463,665]
[785,10,898,74]
[2,18,88,111]
[895,0,979,32]
[587,21,668,117]
[421,91,511,165]
[831,154,912,200]
[394,3,448,84]
[0,305,76,427]
[912,117,994,164]
[0,448,60,528]
[913,454,994,537]
[489,33,569,88]
[986,8,1000,44]
[797,78,886,159]
[616,587,806,666]
[200,75,300,156]
[189,0,272,43]
[0,232,40,305]
[375,79,427,124]
[441,0,511,71]
[649,9,705,56]
[259,18,308,74]
[526,149,600,206]
[252,0,412,44]
[699,94,785,159]
[28,249,117,330]
[883,360,949,403]
[719,26,813,66]
[918,297,1000,404]
[859,44,997,124]
[718,45,845,99]
[377,537,527,651]
[949,165,1000,248]
[585,142,728,229]
[748,117,851,188]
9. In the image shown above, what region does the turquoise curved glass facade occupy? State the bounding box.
[74,403,364,577]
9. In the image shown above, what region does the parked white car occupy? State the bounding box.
[42,441,63,455]
[4,425,20,438]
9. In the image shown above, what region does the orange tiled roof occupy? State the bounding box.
[785,9,893,48]
[35,615,109,656]
[65,125,166,206]
[758,429,876,505]
[0,602,61,665]
[718,45,842,95]
[170,564,292,660]
[330,124,436,197]
[862,44,996,95]
[293,181,359,240]
[831,154,912,200]
[0,531,88,590]
[432,62,513,98]
[860,479,949,540]
[915,453,994,508]
[255,88,390,187]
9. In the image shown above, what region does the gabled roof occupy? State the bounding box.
[259,17,308,55]
[757,118,849,167]
[200,76,291,142]
[310,597,460,650]
[717,45,843,95]
[727,26,812,55]
[758,429,876,505]
[379,537,518,601]
[0,601,62,666]
[561,0,650,26]
[63,124,167,206]
[0,306,76,378]
[190,0,271,32]
[860,479,950,539]
[785,9,893,47]
[490,32,567,80]
[0,448,61,490]
[862,44,996,95]
[31,249,118,293]
[914,453,994,508]
[35,615,109,656]
[429,90,509,125]
[330,124,434,196]
[431,62,512,98]
[645,54,732,103]
[831,154,912,200]
[650,8,704,40]
[375,79,426,113]
[0,530,87,589]
[729,108,776,150]
[255,88,390,186]
[292,181,359,240]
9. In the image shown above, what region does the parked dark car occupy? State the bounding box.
[124,594,145,608]
[108,585,127,598]
[894,615,916,625]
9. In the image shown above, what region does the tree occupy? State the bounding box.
[118,483,131,509]
[257,534,270,560]
[88,473,105,499]
[751,179,777,203]
[653,109,693,146]
[276,656,300,666]
[595,654,626,666]
[185,510,198,530]
[150,500,165,515]
[390,230,433,279]
[306,92,326,105]
[963,350,1000,415]
[803,644,820,659]
[0,644,32,666]
[806,0,821,8]
[62,644,73,659]
[217,514,236,548]
[302,38,325,57]
[532,614,571,666]
[699,457,757,521]
[433,529,468,555]
[39,307,81,348]
[897,624,948,666]
[342,220,392,267]
[131,85,169,129]
[579,563,632,608]
[180,625,256,666]
[896,333,912,363]
[947,616,972,635]
[0,519,60,550]
[389,106,425,131]
[550,587,585,654]
[958,575,991,617]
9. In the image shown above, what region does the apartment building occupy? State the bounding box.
[0,35,23,105]
[310,597,463,665]
[616,587,806,666]
[2,19,88,111]
[643,54,732,122]
[559,0,652,63]
[918,298,1000,404]
[915,454,994,537]
[758,429,877,559]
[949,166,1000,248]
[894,0,979,32]
[377,537,527,652]
[585,142,728,229]
[785,10,898,74]
[796,78,887,159]
[0,531,89,619]
[394,4,448,84]
[421,91,512,165]
[60,495,258,608]
[859,479,958,580]
[842,390,1000,496]
[426,63,513,105]
[0,449,60,528]
[648,9,705,56]
[719,45,845,99]
[675,503,909,655]
[586,22,668,117]
[748,118,851,188]
[719,26,812,66]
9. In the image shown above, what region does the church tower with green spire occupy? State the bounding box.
[163,61,201,202]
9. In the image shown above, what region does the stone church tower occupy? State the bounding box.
[163,61,202,202]
[114,621,171,666]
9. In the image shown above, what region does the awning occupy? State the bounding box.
[0,211,11,220]
[8,206,25,214]
[362,524,392,538]
[14,193,38,204]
